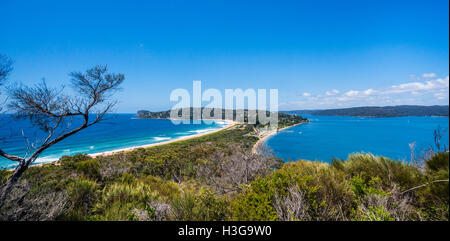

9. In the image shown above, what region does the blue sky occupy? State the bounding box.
[0,0,448,112]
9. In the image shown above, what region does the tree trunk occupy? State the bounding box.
[0,163,28,208]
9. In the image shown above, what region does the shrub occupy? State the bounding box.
[231,156,431,221]
[415,152,449,220]
[65,178,99,220]
[60,153,92,169]
[169,192,197,221]
[94,181,157,220]
[74,159,101,180]
[231,161,344,221]
[426,152,449,172]
[93,176,179,220]
[0,169,10,186]
[342,153,423,190]
[354,205,394,221]
[118,172,135,184]
[169,188,230,221]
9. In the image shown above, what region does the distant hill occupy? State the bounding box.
[136,108,308,128]
[288,105,449,117]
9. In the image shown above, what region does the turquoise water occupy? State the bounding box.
[2,114,448,168]
[266,115,449,162]
[0,114,227,168]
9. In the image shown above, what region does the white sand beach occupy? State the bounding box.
[7,120,236,171]
[89,119,236,157]
[252,122,305,154]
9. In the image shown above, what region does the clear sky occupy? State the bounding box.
[1,0,448,112]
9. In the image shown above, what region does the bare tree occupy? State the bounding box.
[409,126,449,170]
[408,141,420,168]
[433,125,448,152]
[197,145,280,194]
[357,185,416,221]
[0,54,13,112]
[0,65,124,207]
[274,186,311,221]
[0,55,12,83]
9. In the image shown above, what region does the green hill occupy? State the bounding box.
[289,105,449,117]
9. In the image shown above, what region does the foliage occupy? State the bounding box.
[426,152,449,172]
[169,187,230,221]
[65,178,99,220]
[74,159,101,180]
[232,161,355,221]
[232,153,448,221]
[0,125,448,221]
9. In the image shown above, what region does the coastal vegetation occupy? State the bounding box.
[0,122,448,221]
[289,105,449,117]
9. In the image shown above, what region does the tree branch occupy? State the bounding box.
[42,116,63,145]
[0,149,24,162]
[400,179,449,195]
[25,117,89,165]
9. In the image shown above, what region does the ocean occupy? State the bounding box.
[2,114,448,169]
[266,115,449,163]
[0,114,227,169]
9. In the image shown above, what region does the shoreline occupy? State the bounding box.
[6,120,236,170]
[252,122,306,154]
[89,119,236,157]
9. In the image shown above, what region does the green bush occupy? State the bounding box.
[92,176,179,220]
[231,161,353,221]
[65,178,99,220]
[231,177,278,221]
[118,172,135,184]
[230,153,447,221]
[426,152,449,172]
[341,153,423,189]
[415,152,449,220]
[354,205,394,221]
[169,188,229,221]
[93,181,157,220]
[60,153,92,168]
[0,169,10,186]
[74,159,101,180]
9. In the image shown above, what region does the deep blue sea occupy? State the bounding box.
[266,115,449,163]
[0,114,227,169]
